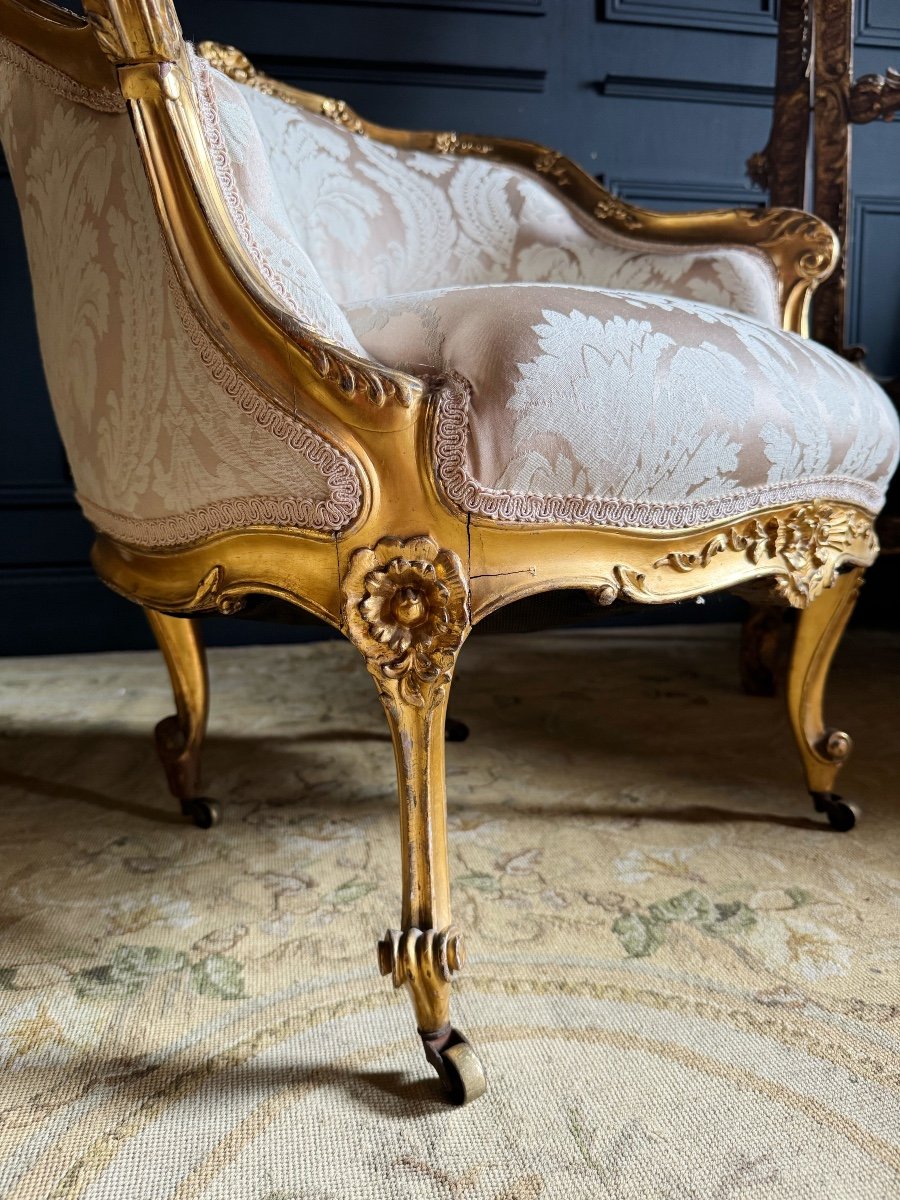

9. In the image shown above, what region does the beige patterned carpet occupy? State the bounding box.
[0,625,898,1199]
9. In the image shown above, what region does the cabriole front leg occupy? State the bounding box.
[145,609,219,829]
[786,567,864,831]
[342,536,486,1104]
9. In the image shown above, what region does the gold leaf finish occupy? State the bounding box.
[652,503,877,607]
[83,0,182,63]
[343,536,469,709]
[0,1,885,1102]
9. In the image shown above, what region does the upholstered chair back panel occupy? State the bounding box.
[198,56,781,325]
[0,40,363,548]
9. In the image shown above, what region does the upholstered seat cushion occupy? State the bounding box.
[344,284,900,529]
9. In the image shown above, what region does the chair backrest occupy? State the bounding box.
[197,45,782,320]
[0,10,366,548]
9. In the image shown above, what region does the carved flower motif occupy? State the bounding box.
[361,557,451,655]
[343,537,469,706]
[778,504,850,571]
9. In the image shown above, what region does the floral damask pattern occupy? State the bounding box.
[0,41,363,547]
[211,57,781,323]
[345,284,899,528]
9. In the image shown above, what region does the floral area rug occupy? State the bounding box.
[0,626,898,1199]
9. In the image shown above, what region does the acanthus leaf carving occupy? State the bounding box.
[593,193,642,231]
[849,68,900,124]
[178,565,247,615]
[432,132,493,155]
[744,208,838,283]
[84,0,183,64]
[652,503,877,608]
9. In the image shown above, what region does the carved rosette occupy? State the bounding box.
[651,502,877,607]
[343,536,470,707]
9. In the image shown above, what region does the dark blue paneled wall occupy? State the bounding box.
[2,1,899,653]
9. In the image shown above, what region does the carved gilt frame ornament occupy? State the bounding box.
[0,0,885,1104]
[751,0,900,356]
[342,536,470,708]
[648,503,877,607]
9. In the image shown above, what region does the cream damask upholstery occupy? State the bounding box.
[2,0,898,1107]
[1,35,897,548]
[345,285,898,529]
[0,39,362,548]
[196,51,783,325]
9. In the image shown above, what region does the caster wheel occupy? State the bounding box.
[811,792,860,832]
[422,1027,486,1105]
[441,1040,487,1105]
[445,717,470,743]
[180,798,221,829]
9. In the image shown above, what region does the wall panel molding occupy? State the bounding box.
[609,178,766,208]
[255,55,545,92]
[604,0,778,37]
[847,193,900,376]
[0,483,76,507]
[300,0,545,12]
[856,0,900,48]
[596,76,773,107]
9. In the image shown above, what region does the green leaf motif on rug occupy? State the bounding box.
[190,954,245,1000]
[325,880,377,906]
[457,872,500,892]
[72,945,244,1001]
[613,888,758,957]
[611,913,666,958]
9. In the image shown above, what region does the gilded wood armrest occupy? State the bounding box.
[0,0,120,95]
[573,198,838,338]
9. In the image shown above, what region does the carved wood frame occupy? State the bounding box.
[0,0,882,1102]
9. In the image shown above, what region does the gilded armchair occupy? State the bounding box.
[1,0,897,1105]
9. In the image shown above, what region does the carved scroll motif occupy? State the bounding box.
[849,68,900,124]
[651,502,877,607]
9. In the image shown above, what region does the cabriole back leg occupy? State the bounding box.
[786,567,864,831]
[342,536,486,1104]
[740,604,789,696]
[145,609,219,829]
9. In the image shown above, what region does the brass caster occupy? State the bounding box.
[421,1027,486,1105]
[811,792,860,832]
[445,717,470,743]
[180,797,221,829]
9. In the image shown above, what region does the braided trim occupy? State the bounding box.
[432,374,885,529]
[0,34,124,114]
[189,48,315,327]
[78,492,345,549]
[165,264,362,528]
[80,264,364,549]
